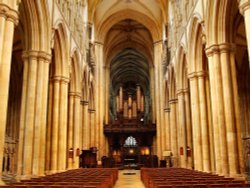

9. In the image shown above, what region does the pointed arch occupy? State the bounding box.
[52,22,70,78]
[188,16,206,73]
[20,0,50,52]
[69,50,81,94]
[176,46,188,91]
[206,0,239,45]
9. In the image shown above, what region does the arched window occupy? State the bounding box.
[124,136,137,147]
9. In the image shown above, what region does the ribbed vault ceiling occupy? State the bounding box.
[106,19,152,93]
[110,48,149,92]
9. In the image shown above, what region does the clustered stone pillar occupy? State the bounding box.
[73,93,81,169]
[184,90,193,169]
[169,99,178,165]
[47,76,69,174]
[239,0,250,69]
[67,93,74,169]
[177,90,187,168]
[0,1,18,185]
[16,51,50,179]
[89,109,96,147]
[189,73,203,171]
[154,41,164,158]
[164,108,171,152]
[197,71,210,172]
[82,101,89,149]
[68,92,81,169]
[206,43,242,176]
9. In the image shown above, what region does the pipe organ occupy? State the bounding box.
[116,84,144,120]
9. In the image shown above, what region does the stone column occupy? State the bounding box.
[82,101,89,149]
[206,45,229,175]
[177,90,187,168]
[189,73,202,171]
[169,99,178,165]
[239,0,250,68]
[89,109,96,148]
[197,71,210,172]
[73,93,81,169]
[17,51,50,179]
[45,80,53,173]
[57,78,69,172]
[154,41,163,158]
[95,42,105,157]
[206,46,222,174]
[104,67,110,124]
[67,93,74,169]
[50,77,60,173]
[39,56,50,176]
[219,43,240,175]
[164,108,171,151]
[184,90,193,169]
[0,2,18,185]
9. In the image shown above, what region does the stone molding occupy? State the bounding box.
[88,109,95,113]
[68,92,81,98]
[169,98,178,104]
[239,0,250,15]
[22,50,51,62]
[0,3,19,25]
[164,108,171,112]
[206,43,235,56]
[81,100,89,106]
[50,76,70,84]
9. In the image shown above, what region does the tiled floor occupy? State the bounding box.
[114,169,145,188]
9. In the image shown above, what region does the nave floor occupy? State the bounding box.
[114,169,145,188]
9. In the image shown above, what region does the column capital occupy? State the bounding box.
[22,50,51,62]
[50,76,70,84]
[239,0,250,15]
[177,89,186,96]
[81,100,89,105]
[69,92,81,98]
[88,109,95,113]
[218,43,235,53]
[188,72,198,80]
[206,43,235,56]
[164,108,170,112]
[197,71,207,78]
[0,3,19,25]
[205,44,220,56]
[169,98,178,104]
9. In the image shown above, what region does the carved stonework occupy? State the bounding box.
[56,0,88,52]
[168,0,198,58]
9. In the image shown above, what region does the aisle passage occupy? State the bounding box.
[114,170,145,188]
